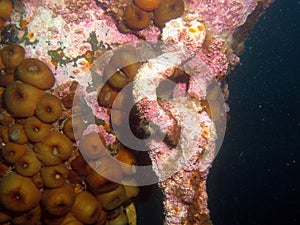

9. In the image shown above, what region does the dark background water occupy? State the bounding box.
[208,1,300,225]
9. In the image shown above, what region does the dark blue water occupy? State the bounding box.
[208,1,300,225]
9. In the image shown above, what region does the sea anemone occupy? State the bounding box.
[153,0,184,28]
[0,172,41,212]
[108,49,141,81]
[4,81,45,117]
[124,3,151,31]
[11,205,41,225]
[33,131,73,166]
[31,174,44,189]
[41,183,75,216]
[123,182,140,202]
[35,93,63,123]
[24,116,52,142]
[116,146,136,175]
[14,150,41,177]
[0,70,15,87]
[0,109,14,126]
[133,0,162,11]
[63,116,85,141]
[8,123,28,144]
[106,212,128,225]
[0,126,9,143]
[62,93,77,109]
[96,185,126,210]
[78,132,106,160]
[61,213,84,225]
[85,157,123,194]
[0,44,25,69]
[71,154,93,177]
[2,142,28,164]
[41,164,68,188]
[98,84,119,108]
[16,58,55,90]
[0,0,13,21]
[71,191,102,224]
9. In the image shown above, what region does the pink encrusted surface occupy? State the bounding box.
[7,0,272,224]
[136,92,216,224]
[11,0,139,85]
[185,0,257,35]
[95,0,161,41]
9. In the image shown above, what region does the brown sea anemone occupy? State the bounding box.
[0,0,13,21]
[96,185,126,210]
[8,123,28,144]
[106,212,128,225]
[95,210,107,225]
[71,191,102,224]
[109,48,141,81]
[86,172,119,196]
[24,116,52,142]
[33,142,62,166]
[0,44,25,68]
[110,109,126,127]
[78,132,106,160]
[61,213,84,225]
[63,116,85,141]
[16,58,55,89]
[116,146,136,175]
[0,69,15,87]
[41,164,68,188]
[0,126,9,144]
[4,81,45,117]
[86,157,123,195]
[134,0,162,11]
[14,150,41,177]
[0,109,14,126]
[0,172,41,212]
[71,154,93,177]
[11,204,41,225]
[67,169,81,184]
[153,0,184,28]
[33,131,73,166]
[31,174,44,189]
[62,93,78,109]
[124,3,151,31]
[2,142,28,164]
[104,67,129,90]
[123,181,140,202]
[35,93,63,123]
[97,84,119,108]
[42,214,66,225]
[41,183,75,216]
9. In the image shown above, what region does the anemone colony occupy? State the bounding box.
[0,0,271,225]
[0,45,140,225]
[0,1,140,224]
[123,0,184,30]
